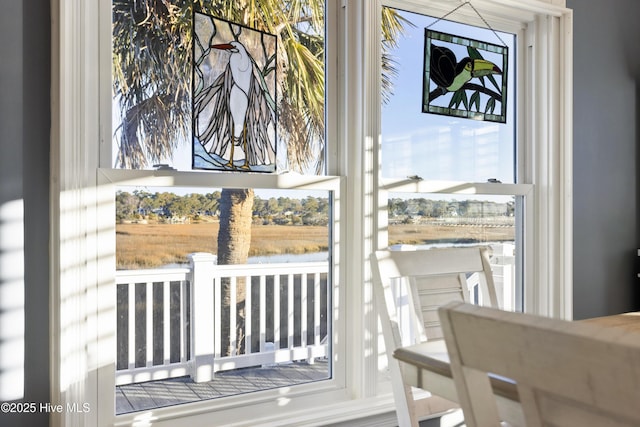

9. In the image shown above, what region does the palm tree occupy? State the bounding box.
[112,0,410,355]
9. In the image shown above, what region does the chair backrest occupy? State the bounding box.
[373,246,498,347]
[439,301,640,427]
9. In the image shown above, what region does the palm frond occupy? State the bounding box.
[113,1,412,172]
[112,0,193,168]
[381,7,414,104]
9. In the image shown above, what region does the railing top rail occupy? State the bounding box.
[116,268,191,282]
[115,261,329,282]
[205,261,328,273]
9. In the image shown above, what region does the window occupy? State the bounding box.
[379,7,525,313]
[103,0,346,423]
[51,1,572,426]
[113,186,333,414]
[381,9,516,183]
[364,0,572,401]
[386,192,522,309]
[111,0,327,173]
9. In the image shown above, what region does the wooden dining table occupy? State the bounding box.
[392,311,640,425]
[580,310,640,331]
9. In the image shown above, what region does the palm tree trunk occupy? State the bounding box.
[217,188,254,355]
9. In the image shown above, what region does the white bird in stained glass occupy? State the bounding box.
[194,40,276,170]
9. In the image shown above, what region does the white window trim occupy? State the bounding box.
[358,0,573,401]
[365,0,573,318]
[50,0,572,426]
[51,1,381,426]
[97,170,349,427]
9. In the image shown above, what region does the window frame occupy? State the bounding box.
[375,3,531,314]
[359,0,572,401]
[50,0,572,426]
[96,169,348,427]
[368,0,573,318]
[96,0,351,425]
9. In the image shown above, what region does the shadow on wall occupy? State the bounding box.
[0,199,25,401]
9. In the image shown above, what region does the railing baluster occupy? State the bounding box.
[146,281,153,368]
[245,275,252,355]
[214,275,221,362]
[314,272,321,346]
[301,273,308,350]
[274,274,281,351]
[288,273,294,350]
[180,280,188,363]
[128,282,135,370]
[230,276,237,356]
[163,280,170,365]
[259,275,266,353]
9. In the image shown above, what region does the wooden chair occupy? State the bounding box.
[439,301,640,427]
[372,246,500,427]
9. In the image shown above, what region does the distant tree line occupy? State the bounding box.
[116,190,221,220]
[388,197,515,222]
[116,191,514,226]
[115,190,331,226]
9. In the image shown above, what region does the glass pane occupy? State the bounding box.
[381,8,516,183]
[388,193,520,311]
[112,1,326,174]
[115,186,331,413]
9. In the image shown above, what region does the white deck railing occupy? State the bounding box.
[115,244,514,386]
[115,268,192,385]
[115,255,329,385]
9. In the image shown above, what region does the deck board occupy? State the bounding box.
[116,360,329,414]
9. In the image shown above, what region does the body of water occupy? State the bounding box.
[247,252,328,264]
[160,251,329,269]
[159,241,513,269]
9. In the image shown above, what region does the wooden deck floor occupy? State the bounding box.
[116,360,329,414]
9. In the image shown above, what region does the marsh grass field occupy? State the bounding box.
[116,222,330,269]
[116,220,514,269]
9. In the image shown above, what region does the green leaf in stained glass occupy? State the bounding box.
[485,97,496,114]
[449,90,461,109]
[467,46,483,60]
[470,91,481,112]
[488,74,501,93]
[461,90,469,110]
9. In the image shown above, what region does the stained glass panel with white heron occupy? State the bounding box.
[193,12,278,172]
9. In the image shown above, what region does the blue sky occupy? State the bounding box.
[381,8,516,184]
[113,7,517,198]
